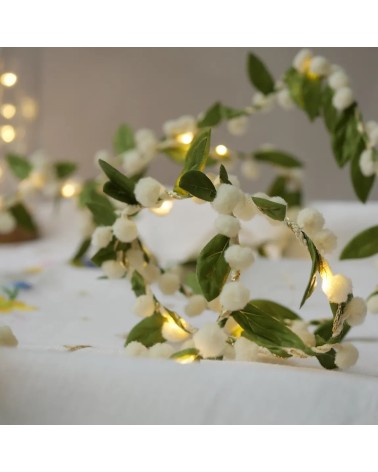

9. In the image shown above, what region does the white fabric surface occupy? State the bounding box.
[1,200,378,424]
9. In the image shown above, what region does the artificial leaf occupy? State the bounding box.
[183,128,211,173]
[9,203,37,232]
[316,350,337,370]
[314,318,350,344]
[91,244,117,266]
[284,68,305,108]
[161,146,188,163]
[331,105,356,167]
[131,271,146,297]
[249,299,301,321]
[6,154,32,180]
[253,150,302,168]
[175,128,211,194]
[232,303,309,355]
[87,201,116,226]
[54,161,77,179]
[197,234,230,301]
[322,86,339,133]
[184,272,203,295]
[70,238,91,266]
[222,105,248,120]
[125,312,165,347]
[197,102,223,128]
[302,75,322,121]
[219,164,231,184]
[170,348,201,362]
[247,53,275,95]
[267,176,302,207]
[340,226,378,259]
[113,124,135,154]
[179,170,216,201]
[300,235,321,308]
[98,159,138,204]
[78,180,99,207]
[251,196,287,221]
[103,181,136,204]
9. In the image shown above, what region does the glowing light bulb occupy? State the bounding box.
[320,264,333,294]
[61,180,81,198]
[162,312,190,342]
[0,72,18,87]
[150,200,173,216]
[1,104,16,119]
[176,132,194,145]
[21,97,38,120]
[215,144,228,157]
[0,125,16,143]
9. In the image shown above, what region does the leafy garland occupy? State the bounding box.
[0,152,77,237]
[86,127,364,369]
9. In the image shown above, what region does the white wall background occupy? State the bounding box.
[13,48,378,201]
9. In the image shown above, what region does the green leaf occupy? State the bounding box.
[232,303,308,355]
[197,102,223,128]
[322,86,339,132]
[340,226,378,259]
[314,318,350,344]
[54,161,77,179]
[350,146,375,203]
[175,128,211,193]
[161,146,188,163]
[183,128,211,173]
[70,238,91,266]
[179,170,216,202]
[219,164,231,184]
[331,105,357,167]
[251,196,286,221]
[78,180,99,207]
[6,154,32,179]
[9,203,37,232]
[302,76,322,121]
[284,68,305,108]
[300,235,321,308]
[91,243,117,266]
[222,106,248,120]
[267,176,302,207]
[125,312,165,347]
[170,348,201,362]
[113,124,135,154]
[98,159,138,204]
[131,271,146,297]
[103,181,135,205]
[87,201,116,226]
[184,272,203,295]
[197,234,230,301]
[253,150,303,168]
[249,299,301,321]
[164,307,191,334]
[316,350,337,370]
[247,53,275,95]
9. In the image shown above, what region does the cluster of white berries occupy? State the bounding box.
[296,207,337,254]
[210,183,261,312]
[292,48,378,179]
[293,49,354,111]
